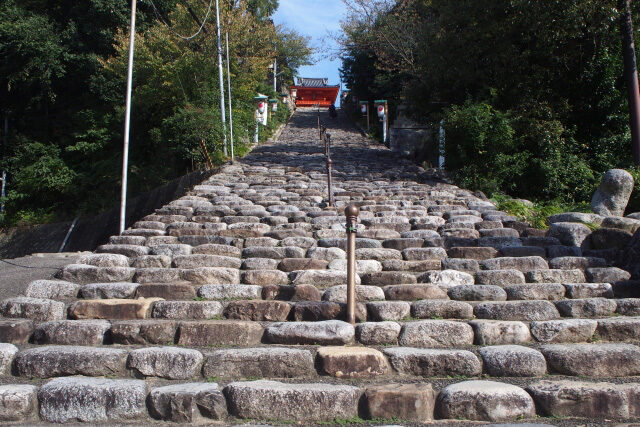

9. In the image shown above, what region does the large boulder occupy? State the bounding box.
[591,169,634,217]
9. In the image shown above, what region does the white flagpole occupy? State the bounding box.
[120,0,137,234]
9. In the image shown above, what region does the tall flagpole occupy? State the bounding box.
[226,32,235,161]
[120,0,137,234]
[215,0,228,156]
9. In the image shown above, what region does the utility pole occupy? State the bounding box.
[1,113,7,214]
[120,0,137,234]
[214,0,228,157]
[620,0,640,165]
[226,32,234,161]
[273,59,277,92]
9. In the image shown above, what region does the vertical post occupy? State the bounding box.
[326,133,333,207]
[120,0,137,234]
[273,59,277,92]
[439,119,446,169]
[345,205,359,325]
[214,0,228,157]
[366,104,370,131]
[323,127,328,155]
[225,32,234,161]
[620,0,640,165]
[383,101,389,145]
[254,119,259,144]
[1,113,8,214]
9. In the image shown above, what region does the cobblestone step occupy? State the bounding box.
[1,109,639,424]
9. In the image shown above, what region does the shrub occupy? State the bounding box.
[444,101,597,203]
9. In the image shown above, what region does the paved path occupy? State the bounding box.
[0,253,82,300]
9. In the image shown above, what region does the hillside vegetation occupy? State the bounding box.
[0,0,311,226]
[339,0,640,213]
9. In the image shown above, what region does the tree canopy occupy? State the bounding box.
[0,0,312,225]
[339,0,640,206]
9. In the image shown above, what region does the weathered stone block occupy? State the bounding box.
[0,385,37,422]
[436,381,535,421]
[128,346,203,379]
[478,345,546,377]
[224,300,291,321]
[69,298,161,320]
[411,300,473,319]
[469,320,531,345]
[366,301,410,321]
[474,300,560,321]
[177,320,264,346]
[398,320,474,347]
[527,380,640,418]
[151,300,223,319]
[266,320,354,345]
[38,377,147,422]
[79,282,139,299]
[530,319,597,344]
[317,346,389,378]
[364,383,436,422]
[149,383,227,422]
[14,344,127,378]
[33,319,110,345]
[24,280,80,299]
[203,347,314,379]
[356,321,401,345]
[180,267,240,284]
[110,319,176,345]
[0,343,18,374]
[541,343,640,377]
[554,297,617,318]
[448,285,507,301]
[198,284,261,300]
[383,347,481,377]
[418,270,474,288]
[383,284,448,301]
[0,319,34,344]
[224,380,361,421]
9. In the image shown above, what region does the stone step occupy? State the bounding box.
[2,109,639,424]
[2,375,640,423]
[5,314,640,346]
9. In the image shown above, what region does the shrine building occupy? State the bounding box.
[290,77,340,108]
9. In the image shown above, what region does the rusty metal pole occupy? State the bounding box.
[345,205,359,325]
[326,133,334,207]
[323,130,327,155]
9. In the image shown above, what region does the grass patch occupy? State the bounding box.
[491,193,590,229]
[319,416,366,425]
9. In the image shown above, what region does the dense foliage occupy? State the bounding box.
[0,0,312,225]
[339,0,640,211]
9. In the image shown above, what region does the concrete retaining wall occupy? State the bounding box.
[0,169,215,259]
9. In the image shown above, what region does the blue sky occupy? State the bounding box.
[273,0,347,89]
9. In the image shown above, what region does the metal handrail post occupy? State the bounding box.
[345,205,359,325]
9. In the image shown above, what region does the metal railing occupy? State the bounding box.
[318,112,333,207]
[317,109,358,325]
[344,205,359,325]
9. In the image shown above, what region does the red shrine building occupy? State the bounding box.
[290,78,340,108]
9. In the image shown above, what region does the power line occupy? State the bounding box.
[147,0,213,40]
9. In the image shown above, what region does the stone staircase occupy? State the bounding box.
[0,108,639,424]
